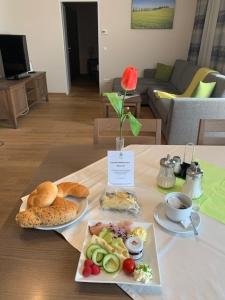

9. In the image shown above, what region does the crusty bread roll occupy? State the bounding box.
[27,181,58,208]
[57,182,89,198]
[16,197,78,228]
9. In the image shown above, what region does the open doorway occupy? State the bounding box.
[62,2,99,93]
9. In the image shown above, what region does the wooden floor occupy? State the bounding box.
[0,81,153,227]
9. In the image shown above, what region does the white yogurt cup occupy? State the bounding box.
[125,236,143,260]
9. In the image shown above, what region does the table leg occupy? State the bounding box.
[11,116,18,129]
[136,102,141,118]
[103,104,109,117]
[7,95,18,129]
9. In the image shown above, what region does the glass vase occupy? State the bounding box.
[116,136,124,151]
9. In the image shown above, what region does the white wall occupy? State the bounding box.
[99,0,197,91]
[0,0,67,92]
[0,0,197,93]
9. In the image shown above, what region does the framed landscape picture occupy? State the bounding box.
[131,0,176,29]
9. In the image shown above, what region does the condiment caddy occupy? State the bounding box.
[157,144,204,206]
[174,143,196,179]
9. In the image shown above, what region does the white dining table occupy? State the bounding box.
[21,145,225,300]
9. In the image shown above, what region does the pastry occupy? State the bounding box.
[27,181,58,208]
[101,191,140,214]
[57,182,89,198]
[28,181,89,208]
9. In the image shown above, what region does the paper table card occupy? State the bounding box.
[107,151,134,186]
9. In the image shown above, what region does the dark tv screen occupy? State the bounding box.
[0,34,30,78]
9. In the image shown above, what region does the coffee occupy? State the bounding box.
[167,196,189,209]
[178,204,188,209]
[165,192,192,222]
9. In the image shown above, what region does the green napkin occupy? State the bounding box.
[158,160,225,225]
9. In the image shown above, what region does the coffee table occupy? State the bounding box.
[103,94,141,118]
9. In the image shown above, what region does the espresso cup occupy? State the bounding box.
[165,192,192,222]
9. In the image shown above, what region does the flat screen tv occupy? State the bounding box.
[0,34,30,79]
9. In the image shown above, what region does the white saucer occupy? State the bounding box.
[154,202,200,235]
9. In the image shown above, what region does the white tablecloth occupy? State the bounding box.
[22,145,225,300]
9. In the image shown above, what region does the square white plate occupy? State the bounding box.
[75,220,161,287]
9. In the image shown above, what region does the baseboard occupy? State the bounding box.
[48,92,67,97]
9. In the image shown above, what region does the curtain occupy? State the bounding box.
[188,0,225,74]
[198,0,221,67]
[188,0,208,64]
[210,0,225,74]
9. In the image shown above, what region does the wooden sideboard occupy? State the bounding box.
[0,72,48,128]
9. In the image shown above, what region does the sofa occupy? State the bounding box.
[112,60,225,145]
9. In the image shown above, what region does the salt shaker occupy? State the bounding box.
[157,154,176,188]
[172,156,182,175]
[182,163,203,208]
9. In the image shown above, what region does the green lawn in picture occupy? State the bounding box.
[131,8,175,29]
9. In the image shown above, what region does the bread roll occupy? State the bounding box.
[57,182,89,198]
[16,197,78,228]
[16,181,89,228]
[27,181,58,208]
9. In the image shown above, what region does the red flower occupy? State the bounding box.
[121,66,138,91]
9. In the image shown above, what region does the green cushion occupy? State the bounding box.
[154,63,173,82]
[192,81,216,98]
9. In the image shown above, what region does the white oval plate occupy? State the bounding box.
[154,202,200,235]
[34,197,88,230]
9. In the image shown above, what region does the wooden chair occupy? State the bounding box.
[93,118,161,146]
[197,119,225,145]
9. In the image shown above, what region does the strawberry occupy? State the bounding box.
[82,266,92,277]
[91,264,100,275]
[84,259,94,268]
